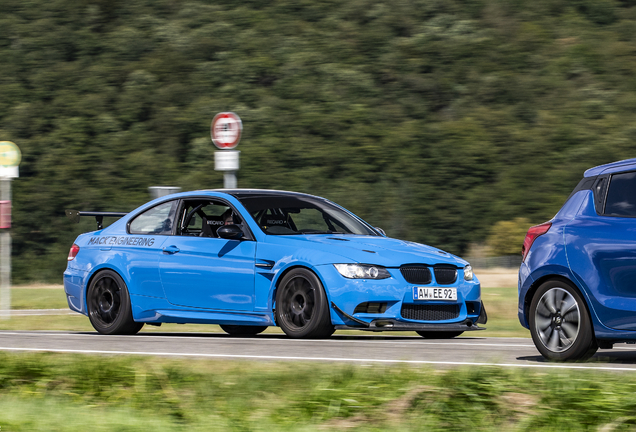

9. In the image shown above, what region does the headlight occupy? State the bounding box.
[334,264,391,279]
[464,264,474,281]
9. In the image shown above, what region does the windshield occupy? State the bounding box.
[236,194,379,236]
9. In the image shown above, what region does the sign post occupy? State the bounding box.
[211,112,242,188]
[0,141,20,319]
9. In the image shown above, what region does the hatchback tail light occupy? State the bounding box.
[521,222,552,262]
[68,244,80,261]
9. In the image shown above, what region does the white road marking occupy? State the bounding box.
[0,310,79,316]
[0,346,635,371]
[0,309,71,312]
[0,311,83,316]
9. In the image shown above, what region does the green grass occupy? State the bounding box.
[10,287,69,310]
[1,285,529,338]
[0,352,635,431]
[481,286,529,338]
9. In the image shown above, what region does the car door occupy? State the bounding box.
[123,199,178,298]
[158,199,256,311]
[566,171,636,330]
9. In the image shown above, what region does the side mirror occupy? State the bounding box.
[375,227,386,237]
[217,224,243,240]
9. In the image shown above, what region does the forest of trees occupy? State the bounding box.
[1,0,636,281]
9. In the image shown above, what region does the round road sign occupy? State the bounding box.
[0,141,21,167]
[211,112,243,149]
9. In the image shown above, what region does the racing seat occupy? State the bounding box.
[200,215,225,237]
[260,213,290,230]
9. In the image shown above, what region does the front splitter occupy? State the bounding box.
[334,320,485,332]
[330,301,484,332]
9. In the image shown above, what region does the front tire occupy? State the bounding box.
[220,325,268,336]
[275,268,334,338]
[416,331,463,339]
[87,270,143,335]
[529,280,597,361]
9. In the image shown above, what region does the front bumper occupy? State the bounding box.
[330,300,487,332]
[319,264,483,327]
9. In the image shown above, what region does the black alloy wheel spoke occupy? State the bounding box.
[292,312,302,327]
[282,276,318,330]
[91,277,123,325]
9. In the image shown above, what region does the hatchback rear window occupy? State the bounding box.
[605,171,636,216]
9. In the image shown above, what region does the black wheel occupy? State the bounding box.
[87,270,144,335]
[529,280,597,361]
[275,268,334,338]
[416,331,463,339]
[220,325,268,336]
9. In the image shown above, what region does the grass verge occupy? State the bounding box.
[0,352,634,431]
[10,287,69,310]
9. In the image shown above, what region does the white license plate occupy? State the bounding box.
[413,287,457,301]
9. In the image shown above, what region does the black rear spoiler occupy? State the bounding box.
[66,210,128,230]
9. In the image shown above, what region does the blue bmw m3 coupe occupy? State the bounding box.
[64,189,486,338]
[520,158,636,360]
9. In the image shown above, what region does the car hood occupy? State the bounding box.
[280,235,467,267]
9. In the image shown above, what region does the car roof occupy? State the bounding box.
[204,189,325,200]
[584,158,636,177]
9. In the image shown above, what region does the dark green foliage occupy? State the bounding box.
[2,0,636,281]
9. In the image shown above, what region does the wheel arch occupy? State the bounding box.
[524,274,597,340]
[83,266,127,310]
[271,264,332,321]
[83,266,144,335]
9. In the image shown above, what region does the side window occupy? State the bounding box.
[605,172,636,216]
[592,176,607,214]
[129,201,178,235]
[178,200,243,237]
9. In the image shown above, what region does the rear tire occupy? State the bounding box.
[529,280,597,361]
[87,270,143,335]
[220,325,268,336]
[275,268,334,338]
[416,331,463,339]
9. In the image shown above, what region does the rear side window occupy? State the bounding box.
[129,200,178,234]
[605,172,636,216]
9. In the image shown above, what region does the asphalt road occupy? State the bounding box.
[2,331,636,371]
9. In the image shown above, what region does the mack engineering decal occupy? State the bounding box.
[87,236,155,246]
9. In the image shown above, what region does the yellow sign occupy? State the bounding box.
[0,141,21,167]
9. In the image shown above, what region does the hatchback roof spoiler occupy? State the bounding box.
[65,210,128,230]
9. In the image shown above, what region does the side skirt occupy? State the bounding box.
[138,309,275,326]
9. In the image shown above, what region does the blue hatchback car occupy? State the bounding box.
[64,189,486,338]
[520,158,636,360]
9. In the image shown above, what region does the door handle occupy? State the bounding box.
[163,245,180,254]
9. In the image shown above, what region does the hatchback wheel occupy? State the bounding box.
[529,280,597,361]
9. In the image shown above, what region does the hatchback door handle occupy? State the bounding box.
[163,245,180,254]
